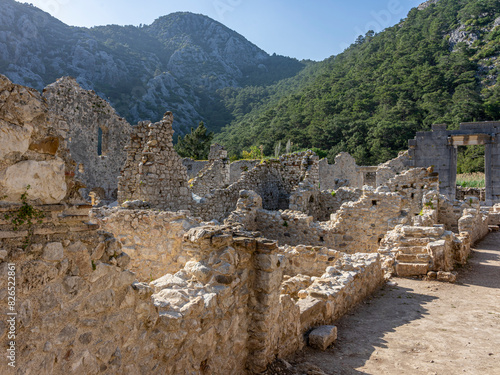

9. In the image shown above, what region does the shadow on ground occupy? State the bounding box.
[285,284,439,375]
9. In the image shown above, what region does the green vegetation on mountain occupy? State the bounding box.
[174,122,214,160]
[214,0,500,165]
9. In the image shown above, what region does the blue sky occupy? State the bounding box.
[20,0,424,60]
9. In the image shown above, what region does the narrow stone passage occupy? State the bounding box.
[290,231,500,375]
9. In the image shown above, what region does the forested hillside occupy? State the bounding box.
[215,0,500,165]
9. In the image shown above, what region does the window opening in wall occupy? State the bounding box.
[372,200,377,206]
[97,126,109,156]
[97,127,103,156]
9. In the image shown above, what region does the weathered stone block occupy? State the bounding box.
[42,242,64,261]
[395,262,429,276]
[308,325,338,350]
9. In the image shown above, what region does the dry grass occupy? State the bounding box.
[456,172,485,188]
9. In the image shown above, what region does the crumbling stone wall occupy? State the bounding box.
[189,144,230,197]
[375,150,411,187]
[43,76,131,201]
[182,158,208,179]
[331,152,363,188]
[379,194,488,278]
[289,187,362,221]
[117,112,191,211]
[318,153,363,190]
[229,160,260,183]
[190,160,230,197]
[234,187,404,253]
[456,186,485,201]
[192,151,319,221]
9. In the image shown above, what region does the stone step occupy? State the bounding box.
[396,253,430,263]
[399,237,432,247]
[394,246,429,255]
[395,262,429,277]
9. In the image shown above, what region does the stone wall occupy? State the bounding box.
[117,112,191,211]
[192,151,319,221]
[379,195,488,278]
[375,151,411,187]
[290,187,362,221]
[246,187,405,253]
[229,160,260,184]
[182,158,208,180]
[43,77,131,201]
[456,186,485,201]
[331,152,363,188]
[190,159,230,197]
[228,168,439,256]
[91,208,201,281]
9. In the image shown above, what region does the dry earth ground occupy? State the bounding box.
[281,231,500,375]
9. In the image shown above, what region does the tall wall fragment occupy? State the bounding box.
[117,112,191,211]
[43,76,131,201]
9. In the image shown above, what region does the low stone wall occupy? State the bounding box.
[291,253,384,332]
[456,186,485,201]
[489,204,500,225]
[379,196,488,278]
[92,208,201,281]
[289,185,362,222]
[278,245,343,277]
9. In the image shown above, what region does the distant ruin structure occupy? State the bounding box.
[409,122,500,204]
[43,77,131,201]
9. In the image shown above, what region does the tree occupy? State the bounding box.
[174,122,214,160]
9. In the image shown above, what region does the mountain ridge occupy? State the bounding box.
[0,0,306,134]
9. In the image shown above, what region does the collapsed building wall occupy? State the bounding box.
[190,144,230,197]
[43,76,131,201]
[191,151,320,221]
[117,112,191,211]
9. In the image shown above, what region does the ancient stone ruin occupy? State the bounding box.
[409,122,500,204]
[1,75,499,374]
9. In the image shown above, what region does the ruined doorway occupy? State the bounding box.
[456,145,485,200]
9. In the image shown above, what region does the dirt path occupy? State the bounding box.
[289,231,500,375]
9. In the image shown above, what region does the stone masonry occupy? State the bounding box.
[409,122,500,203]
[117,112,191,211]
[43,77,131,202]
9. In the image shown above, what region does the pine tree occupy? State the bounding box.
[174,122,214,160]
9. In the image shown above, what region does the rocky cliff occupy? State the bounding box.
[0,0,305,134]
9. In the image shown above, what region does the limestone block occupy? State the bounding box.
[395,262,429,277]
[42,242,64,261]
[1,158,67,204]
[308,325,338,350]
[0,120,33,158]
[298,297,325,331]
